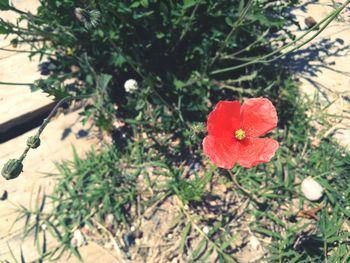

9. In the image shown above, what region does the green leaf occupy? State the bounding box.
[225,17,234,27]
[183,0,197,9]
[140,0,149,8]
[180,223,191,254]
[0,0,11,10]
[0,24,10,34]
[96,74,112,90]
[111,53,126,67]
[156,32,165,39]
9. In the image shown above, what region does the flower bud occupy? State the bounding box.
[1,159,23,180]
[124,79,139,93]
[27,135,40,149]
[301,177,324,201]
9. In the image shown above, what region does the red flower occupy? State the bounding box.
[203,98,279,169]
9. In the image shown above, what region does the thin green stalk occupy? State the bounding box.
[0,46,53,56]
[261,5,344,64]
[0,47,32,53]
[18,94,92,163]
[179,0,202,41]
[8,5,32,16]
[210,0,350,75]
[210,0,254,67]
[0,81,34,86]
[221,29,270,59]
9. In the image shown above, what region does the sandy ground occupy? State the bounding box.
[288,0,350,149]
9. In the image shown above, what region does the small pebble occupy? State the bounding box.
[105,214,115,229]
[41,223,47,231]
[301,177,324,201]
[70,229,86,247]
[104,241,114,249]
[202,226,210,235]
[249,235,261,250]
[304,16,317,29]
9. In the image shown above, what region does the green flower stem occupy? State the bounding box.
[18,94,92,163]
[0,81,34,86]
[1,17,74,44]
[210,0,254,67]
[228,170,264,207]
[220,29,270,60]
[179,0,203,41]
[0,47,32,53]
[8,5,31,16]
[210,0,350,75]
[18,147,30,163]
[0,47,53,56]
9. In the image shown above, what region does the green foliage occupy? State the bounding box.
[13,146,139,260]
[233,96,350,263]
[167,166,213,204]
[2,0,298,131]
[0,0,11,10]
[53,146,138,225]
[4,0,350,262]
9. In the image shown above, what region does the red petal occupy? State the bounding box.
[203,135,239,169]
[237,138,279,168]
[241,98,277,137]
[207,101,241,137]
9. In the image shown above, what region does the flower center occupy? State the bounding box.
[234,129,246,141]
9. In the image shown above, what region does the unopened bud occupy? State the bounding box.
[124,79,139,93]
[2,159,23,180]
[27,135,41,149]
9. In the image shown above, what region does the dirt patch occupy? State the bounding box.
[287,0,350,150]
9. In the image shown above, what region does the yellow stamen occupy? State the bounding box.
[235,129,246,141]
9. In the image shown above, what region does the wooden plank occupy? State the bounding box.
[0,111,120,262]
[0,0,53,134]
[0,40,53,134]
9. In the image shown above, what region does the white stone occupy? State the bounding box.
[105,213,115,228]
[41,223,47,231]
[71,229,86,247]
[301,177,324,201]
[202,226,210,235]
[249,235,261,250]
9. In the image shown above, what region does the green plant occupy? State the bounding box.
[2,0,350,262]
[13,146,139,260]
[1,0,302,129]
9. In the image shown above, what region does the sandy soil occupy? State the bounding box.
[288,0,350,149]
